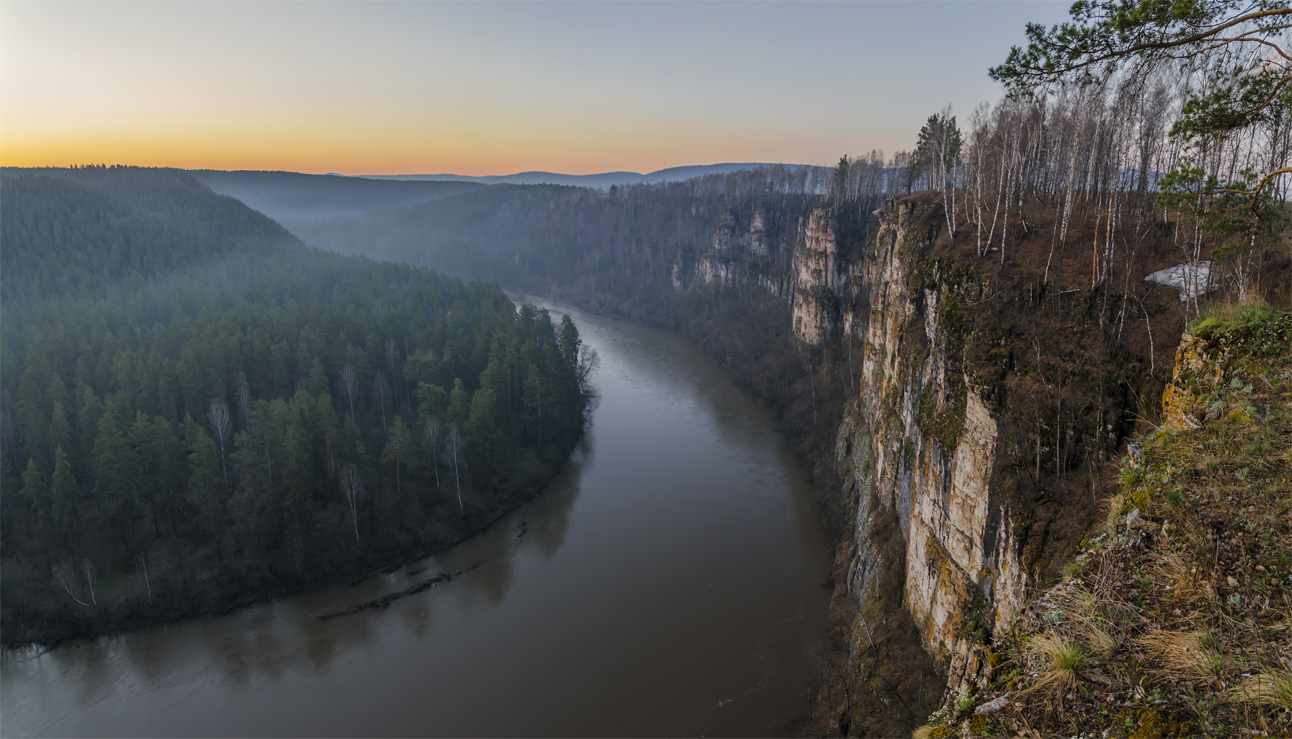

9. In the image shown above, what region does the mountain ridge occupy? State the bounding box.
[358,162,823,188]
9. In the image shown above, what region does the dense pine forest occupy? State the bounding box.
[0,166,591,644]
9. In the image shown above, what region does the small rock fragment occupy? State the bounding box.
[975,693,1011,714]
[1127,442,1142,466]
[1126,508,1157,530]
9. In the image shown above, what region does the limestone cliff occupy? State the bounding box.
[792,208,848,346]
[819,200,1025,694]
[670,192,1176,734]
[785,195,1176,733]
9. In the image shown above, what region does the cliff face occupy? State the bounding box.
[818,200,1025,693]
[669,193,1177,732]
[792,208,847,345]
[673,198,1032,693]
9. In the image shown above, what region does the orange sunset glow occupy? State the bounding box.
[0,1,1068,176]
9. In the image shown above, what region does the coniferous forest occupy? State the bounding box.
[0,166,591,644]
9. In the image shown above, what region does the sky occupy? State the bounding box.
[0,1,1071,176]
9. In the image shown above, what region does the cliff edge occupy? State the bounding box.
[921,307,1291,738]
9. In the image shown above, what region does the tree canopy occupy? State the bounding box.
[990,1,1291,210]
[0,167,590,644]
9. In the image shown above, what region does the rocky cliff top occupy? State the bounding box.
[921,307,1291,739]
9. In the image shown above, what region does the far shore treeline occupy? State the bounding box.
[0,166,592,645]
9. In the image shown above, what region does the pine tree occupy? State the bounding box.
[466,388,505,486]
[17,367,49,472]
[48,400,71,464]
[380,417,411,493]
[93,411,137,544]
[184,415,225,558]
[449,379,470,429]
[21,457,51,531]
[50,447,78,540]
[307,358,330,399]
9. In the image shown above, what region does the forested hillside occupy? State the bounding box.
[0,167,590,644]
[1,168,295,303]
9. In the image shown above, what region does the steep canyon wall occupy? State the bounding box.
[670,194,1179,732]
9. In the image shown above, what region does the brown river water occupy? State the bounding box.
[0,303,834,737]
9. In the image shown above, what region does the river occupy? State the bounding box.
[0,303,834,737]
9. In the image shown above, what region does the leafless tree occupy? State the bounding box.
[424,416,441,490]
[83,558,98,606]
[374,370,390,432]
[385,338,400,408]
[447,423,464,514]
[340,464,362,543]
[209,400,231,485]
[54,563,92,607]
[339,363,358,418]
[236,376,252,430]
[320,405,337,479]
[138,553,152,605]
[576,345,600,395]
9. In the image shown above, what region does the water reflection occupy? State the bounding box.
[2,302,831,738]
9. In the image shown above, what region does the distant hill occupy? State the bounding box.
[0,166,301,303]
[190,170,486,224]
[360,162,823,188]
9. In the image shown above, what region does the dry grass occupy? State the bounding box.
[1232,671,1292,711]
[1152,549,1213,601]
[1080,622,1122,660]
[1137,630,1227,679]
[946,310,1292,739]
[1027,635,1088,694]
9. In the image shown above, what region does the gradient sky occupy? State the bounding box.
[0,1,1070,176]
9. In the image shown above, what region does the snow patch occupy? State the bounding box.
[1145,261,1218,301]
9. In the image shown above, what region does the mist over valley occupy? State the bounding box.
[2,2,1290,738]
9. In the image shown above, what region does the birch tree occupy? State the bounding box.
[447,423,464,514]
[991,0,1291,292]
[339,363,358,419]
[424,416,441,490]
[209,400,231,485]
[340,463,362,543]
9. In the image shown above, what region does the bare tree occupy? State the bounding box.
[576,345,600,396]
[340,464,362,543]
[424,416,441,490]
[54,563,92,607]
[139,553,153,605]
[374,370,390,432]
[83,558,98,606]
[385,338,400,408]
[339,363,358,419]
[447,423,464,514]
[209,400,231,485]
[236,376,252,430]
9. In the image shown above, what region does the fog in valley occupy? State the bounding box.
[2,3,1290,738]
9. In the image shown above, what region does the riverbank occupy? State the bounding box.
[2,437,580,649]
[2,301,833,738]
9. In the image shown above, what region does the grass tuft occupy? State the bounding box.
[1029,635,1087,693]
[1080,622,1121,660]
[1233,671,1292,711]
[1137,630,1225,679]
